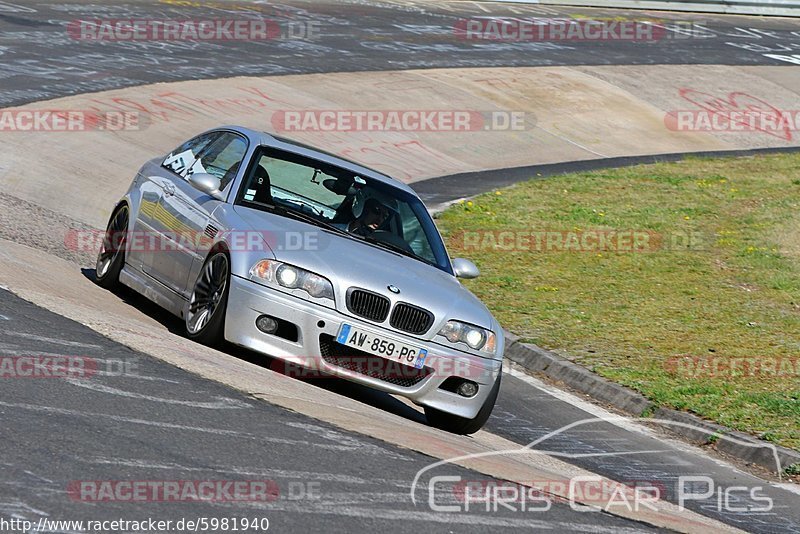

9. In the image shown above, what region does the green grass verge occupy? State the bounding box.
[436,153,800,450]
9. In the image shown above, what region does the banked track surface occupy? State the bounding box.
[1,1,800,533]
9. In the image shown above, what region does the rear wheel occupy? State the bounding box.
[186,251,230,346]
[425,369,502,435]
[95,205,128,289]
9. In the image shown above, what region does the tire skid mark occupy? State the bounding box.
[0,329,102,349]
[63,379,249,409]
[233,498,648,532]
[0,400,409,455]
[81,456,412,488]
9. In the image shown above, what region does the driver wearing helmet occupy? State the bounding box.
[341,188,397,236]
[348,197,390,235]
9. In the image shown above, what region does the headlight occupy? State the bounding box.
[438,320,497,354]
[250,260,334,300]
[277,264,299,287]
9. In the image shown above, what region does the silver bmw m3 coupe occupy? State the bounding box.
[95,126,504,434]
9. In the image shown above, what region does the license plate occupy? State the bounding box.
[335,324,428,369]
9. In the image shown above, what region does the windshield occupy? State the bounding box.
[236,147,452,274]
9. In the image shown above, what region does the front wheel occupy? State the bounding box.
[185,251,230,346]
[95,205,129,289]
[425,368,502,435]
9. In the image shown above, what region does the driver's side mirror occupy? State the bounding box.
[188,172,224,201]
[452,258,480,279]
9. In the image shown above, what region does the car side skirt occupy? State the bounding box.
[120,263,187,318]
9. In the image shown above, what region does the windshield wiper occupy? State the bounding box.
[359,234,435,267]
[285,198,325,217]
[269,204,350,237]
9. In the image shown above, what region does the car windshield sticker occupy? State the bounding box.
[163,149,195,175]
[163,149,208,178]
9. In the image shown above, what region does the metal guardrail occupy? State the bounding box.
[509,0,800,17]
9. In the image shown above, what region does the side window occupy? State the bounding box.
[197,133,248,191]
[162,132,219,178]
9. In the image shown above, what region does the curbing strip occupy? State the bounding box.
[504,332,652,415]
[503,330,800,475]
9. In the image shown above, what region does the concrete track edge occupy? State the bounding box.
[504,330,800,475]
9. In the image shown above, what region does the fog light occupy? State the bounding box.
[256,315,279,334]
[456,381,479,398]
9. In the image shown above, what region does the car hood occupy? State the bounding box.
[232,205,495,336]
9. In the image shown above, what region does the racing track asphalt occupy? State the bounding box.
[3,0,800,205]
[0,288,661,533]
[2,1,800,533]
[2,274,799,533]
[1,0,800,108]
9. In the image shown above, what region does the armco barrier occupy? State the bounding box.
[498,0,800,17]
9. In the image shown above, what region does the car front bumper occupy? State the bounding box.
[225,275,503,419]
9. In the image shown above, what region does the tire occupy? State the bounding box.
[95,205,129,290]
[185,251,230,346]
[425,368,502,435]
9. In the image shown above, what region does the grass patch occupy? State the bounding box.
[436,153,800,450]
